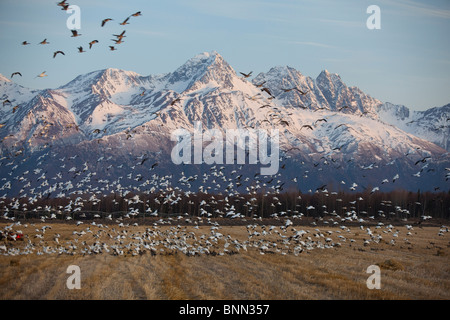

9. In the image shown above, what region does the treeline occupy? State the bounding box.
[2,189,449,221]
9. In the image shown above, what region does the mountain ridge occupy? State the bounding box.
[0,51,449,195]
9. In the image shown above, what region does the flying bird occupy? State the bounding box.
[282,87,309,96]
[70,30,81,38]
[131,11,142,17]
[335,123,348,130]
[370,187,379,194]
[77,46,86,53]
[109,46,117,51]
[119,17,130,25]
[11,72,22,78]
[239,71,252,78]
[414,156,431,165]
[89,40,99,49]
[53,51,65,58]
[314,118,327,125]
[21,41,30,45]
[294,88,309,95]
[113,30,126,40]
[281,87,308,95]
[39,39,50,45]
[261,87,274,97]
[170,97,181,106]
[301,124,314,130]
[101,18,113,27]
[36,71,47,78]
[111,38,124,44]
[57,0,68,9]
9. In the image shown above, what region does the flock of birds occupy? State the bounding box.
[0,3,449,259]
[1,203,448,257]
[10,1,142,80]
[0,146,448,257]
[233,71,450,191]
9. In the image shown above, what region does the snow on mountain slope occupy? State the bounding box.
[0,75,41,127]
[377,102,450,151]
[0,51,448,195]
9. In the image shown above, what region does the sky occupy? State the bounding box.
[0,0,449,111]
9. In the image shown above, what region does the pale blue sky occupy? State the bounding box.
[0,0,449,110]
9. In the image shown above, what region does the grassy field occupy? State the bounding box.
[0,221,449,300]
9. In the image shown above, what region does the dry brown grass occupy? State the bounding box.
[0,222,449,300]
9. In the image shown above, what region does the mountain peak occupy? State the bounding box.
[316,69,344,91]
[191,50,221,61]
[318,69,340,80]
[100,68,141,79]
[166,51,236,92]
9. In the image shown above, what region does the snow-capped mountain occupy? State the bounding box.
[0,51,448,196]
[377,102,450,151]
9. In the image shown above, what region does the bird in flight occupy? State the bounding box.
[334,123,348,130]
[281,87,309,95]
[301,124,314,130]
[11,72,22,78]
[415,156,431,165]
[21,41,30,45]
[119,17,130,25]
[261,87,274,97]
[53,51,65,58]
[111,38,124,45]
[314,118,327,126]
[131,11,142,17]
[109,46,117,51]
[39,39,50,45]
[278,120,290,127]
[77,46,86,53]
[101,18,113,27]
[295,88,309,95]
[71,30,82,37]
[240,71,252,78]
[392,174,399,183]
[170,97,182,106]
[36,71,48,78]
[113,30,126,40]
[57,0,68,10]
[89,40,99,49]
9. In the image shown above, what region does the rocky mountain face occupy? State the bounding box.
[0,51,448,197]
